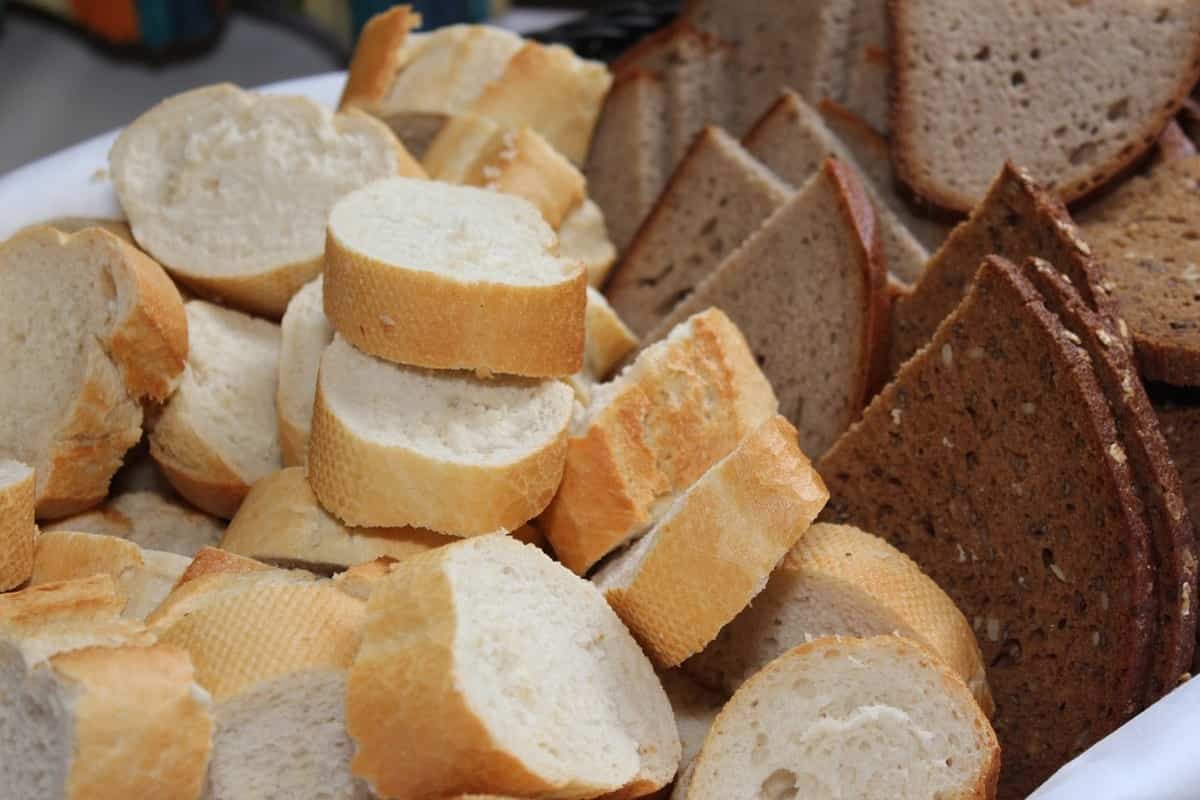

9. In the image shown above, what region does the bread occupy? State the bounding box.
[643,158,890,458]
[685,523,993,715]
[582,286,639,383]
[605,126,792,335]
[559,198,619,287]
[542,309,777,574]
[146,550,306,628]
[684,636,999,800]
[658,670,723,771]
[323,177,586,377]
[277,277,332,466]
[222,467,451,572]
[1078,155,1200,386]
[338,4,425,128]
[1159,405,1200,575]
[44,490,224,557]
[0,225,187,518]
[110,83,420,316]
[0,460,35,590]
[174,546,273,588]
[818,255,1156,796]
[844,0,890,133]
[150,300,282,519]
[595,415,828,666]
[890,0,1200,212]
[1156,119,1197,163]
[309,336,574,534]
[346,535,680,799]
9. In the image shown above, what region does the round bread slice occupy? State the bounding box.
[308,336,574,535]
[277,277,333,467]
[44,490,225,557]
[346,535,680,799]
[109,83,422,317]
[686,636,1000,800]
[0,461,35,591]
[324,177,586,377]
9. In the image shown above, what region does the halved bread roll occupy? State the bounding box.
[308,336,574,535]
[277,277,333,466]
[0,460,35,590]
[44,490,224,557]
[324,177,586,377]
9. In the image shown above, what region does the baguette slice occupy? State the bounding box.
[277,277,333,466]
[346,535,680,799]
[150,301,282,519]
[309,336,574,535]
[595,416,827,667]
[684,636,999,800]
[542,309,778,574]
[44,490,224,557]
[582,287,639,384]
[559,198,619,287]
[0,575,132,644]
[0,225,187,518]
[0,461,35,590]
[324,177,586,377]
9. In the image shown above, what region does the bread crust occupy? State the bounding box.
[0,462,35,591]
[0,575,124,629]
[150,408,250,520]
[339,5,423,112]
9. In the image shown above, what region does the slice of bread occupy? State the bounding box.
[605,126,792,336]
[150,301,282,519]
[846,45,890,134]
[583,287,639,383]
[1078,155,1200,386]
[559,198,619,287]
[324,177,586,377]
[222,467,451,573]
[1158,404,1200,552]
[277,277,332,466]
[684,636,999,800]
[685,523,993,715]
[0,574,131,639]
[643,158,890,458]
[890,0,1200,212]
[594,415,828,667]
[346,535,680,799]
[44,491,225,557]
[542,309,777,574]
[818,256,1156,796]
[309,336,574,534]
[0,460,35,590]
[0,226,187,519]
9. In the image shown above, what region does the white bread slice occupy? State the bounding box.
[685,523,994,715]
[0,575,133,646]
[309,336,574,534]
[44,490,224,557]
[0,460,35,590]
[145,550,308,629]
[659,670,724,771]
[559,198,619,287]
[684,636,1000,800]
[109,83,422,316]
[346,535,680,799]
[222,467,451,572]
[150,300,282,519]
[324,177,586,377]
[542,309,778,574]
[594,416,828,666]
[277,277,333,466]
[0,226,187,519]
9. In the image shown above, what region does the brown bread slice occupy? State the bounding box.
[1078,155,1200,386]
[642,158,889,458]
[891,0,1200,212]
[604,126,791,336]
[1157,404,1200,563]
[818,255,1155,798]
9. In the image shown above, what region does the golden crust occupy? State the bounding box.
[149,406,250,520]
[339,5,423,112]
[176,547,271,588]
[0,575,123,630]
[0,463,35,590]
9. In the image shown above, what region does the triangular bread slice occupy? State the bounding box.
[890,0,1200,212]
[593,415,828,667]
[277,277,332,467]
[818,255,1156,796]
[0,461,35,591]
[0,225,187,519]
[346,535,680,799]
[685,636,999,800]
[642,157,889,458]
[44,491,225,557]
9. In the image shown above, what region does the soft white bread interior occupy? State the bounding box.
[559,198,619,286]
[109,83,422,316]
[0,225,187,519]
[323,176,586,377]
[684,636,1000,800]
[276,277,333,466]
[150,300,282,519]
[0,460,36,590]
[44,490,224,557]
[308,336,574,535]
[346,535,680,799]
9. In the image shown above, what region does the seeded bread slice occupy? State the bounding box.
[0,461,35,591]
[890,0,1200,212]
[44,491,225,557]
[1158,404,1200,560]
[818,255,1155,797]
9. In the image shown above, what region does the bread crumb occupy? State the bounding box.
[1183,584,1192,617]
[378,314,395,330]
[1121,372,1135,399]
[1064,330,1083,346]
[890,408,903,426]
[1097,330,1114,348]
[1108,442,1127,465]
[1100,279,1118,294]
[1100,591,1110,611]
[1049,562,1067,582]
[1118,318,1130,340]
[1021,402,1036,416]
[986,617,1001,642]
[90,167,109,183]
[1092,631,1101,647]
[957,543,967,563]
[941,343,953,367]
[973,615,984,632]
[941,436,953,449]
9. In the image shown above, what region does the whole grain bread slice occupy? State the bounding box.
[1157,404,1200,570]
[818,255,1156,798]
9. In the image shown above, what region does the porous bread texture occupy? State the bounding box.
[110,83,419,316]
[346,535,680,799]
[558,199,619,287]
[0,460,35,590]
[308,336,574,535]
[277,277,333,467]
[542,309,778,575]
[150,300,282,519]
[685,636,999,800]
[44,490,224,557]
[0,225,187,519]
[891,0,1200,212]
[324,177,586,378]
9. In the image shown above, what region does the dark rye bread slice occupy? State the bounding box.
[890,162,1121,371]
[817,255,1155,799]
[604,126,791,336]
[1077,155,1200,386]
[890,0,1200,213]
[642,158,889,458]
[1157,404,1200,573]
